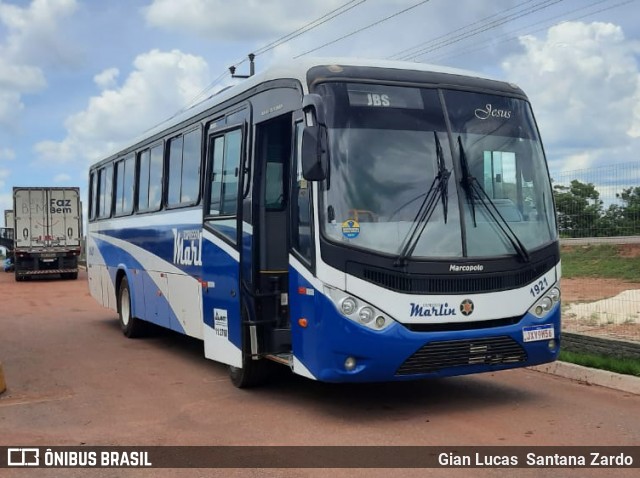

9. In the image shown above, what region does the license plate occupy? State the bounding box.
[523,324,555,342]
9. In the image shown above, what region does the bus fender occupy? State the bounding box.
[115,265,142,319]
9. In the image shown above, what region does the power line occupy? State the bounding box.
[396,0,566,61]
[253,0,368,57]
[388,0,540,60]
[182,0,369,110]
[294,0,432,59]
[428,0,633,63]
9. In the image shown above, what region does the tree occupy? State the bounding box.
[552,180,603,237]
[616,186,640,235]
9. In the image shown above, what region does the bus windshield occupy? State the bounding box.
[316,82,557,260]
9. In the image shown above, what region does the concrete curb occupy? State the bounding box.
[0,362,6,394]
[530,361,640,395]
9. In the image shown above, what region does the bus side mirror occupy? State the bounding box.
[301,94,328,181]
[301,125,328,181]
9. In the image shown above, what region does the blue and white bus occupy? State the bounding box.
[87,58,560,387]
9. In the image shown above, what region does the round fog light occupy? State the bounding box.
[548,339,557,351]
[375,316,386,328]
[344,357,357,371]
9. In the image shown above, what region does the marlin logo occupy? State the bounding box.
[410,303,457,318]
[172,228,203,266]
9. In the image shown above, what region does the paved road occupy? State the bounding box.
[0,271,638,477]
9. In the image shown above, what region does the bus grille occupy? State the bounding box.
[361,260,552,294]
[396,336,527,376]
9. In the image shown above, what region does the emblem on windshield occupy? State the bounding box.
[460,299,474,316]
[341,219,360,239]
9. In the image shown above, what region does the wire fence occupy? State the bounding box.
[551,162,640,346]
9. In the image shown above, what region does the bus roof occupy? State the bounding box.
[93,57,513,167]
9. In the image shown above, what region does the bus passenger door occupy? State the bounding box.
[201,122,245,368]
[252,114,293,357]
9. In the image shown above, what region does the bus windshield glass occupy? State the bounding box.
[316,82,557,259]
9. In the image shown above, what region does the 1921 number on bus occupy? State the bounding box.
[529,277,548,298]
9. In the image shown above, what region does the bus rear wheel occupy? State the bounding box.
[118,276,146,338]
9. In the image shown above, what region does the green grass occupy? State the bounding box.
[561,244,640,282]
[559,349,640,377]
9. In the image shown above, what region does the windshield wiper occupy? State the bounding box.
[457,136,530,263]
[394,132,450,267]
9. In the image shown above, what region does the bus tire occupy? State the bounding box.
[228,306,272,388]
[228,358,271,389]
[62,272,78,280]
[118,276,146,338]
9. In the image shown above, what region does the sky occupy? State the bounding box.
[1,0,640,220]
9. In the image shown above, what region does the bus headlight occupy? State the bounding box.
[529,285,561,318]
[341,297,358,315]
[324,286,393,331]
[358,307,374,324]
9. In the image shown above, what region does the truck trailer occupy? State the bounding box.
[13,187,82,281]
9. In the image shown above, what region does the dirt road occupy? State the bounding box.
[0,271,638,477]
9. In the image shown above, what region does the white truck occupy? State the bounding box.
[13,187,82,281]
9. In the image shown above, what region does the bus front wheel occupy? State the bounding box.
[228,307,272,388]
[118,276,146,338]
[228,358,271,389]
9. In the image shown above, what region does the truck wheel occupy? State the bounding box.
[228,305,272,388]
[63,272,78,280]
[118,277,146,338]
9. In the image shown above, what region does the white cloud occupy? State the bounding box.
[0,0,79,66]
[502,21,640,171]
[94,68,120,90]
[0,0,78,125]
[0,147,16,162]
[630,75,640,138]
[143,0,349,41]
[36,49,212,165]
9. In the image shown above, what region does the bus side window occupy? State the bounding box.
[114,154,134,215]
[206,129,242,243]
[89,171,97,221]
[98,164,113,219]
[137,149,151,211]
[149,144,164,210]
[292,122,312,263]
[168,128,202,207]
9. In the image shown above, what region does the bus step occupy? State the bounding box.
[266,353,292,366]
